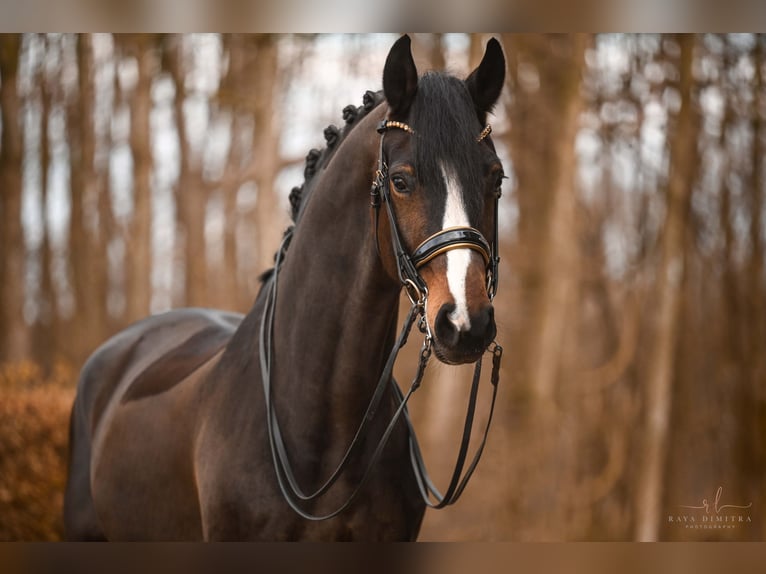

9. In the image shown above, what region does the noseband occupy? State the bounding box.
[370,119,501,305]
[259,116,504,521]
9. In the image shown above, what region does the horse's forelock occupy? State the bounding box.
[410,73,488,215]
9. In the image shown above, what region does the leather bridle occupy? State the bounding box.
[370,119,501,307]
[258,118,504,521]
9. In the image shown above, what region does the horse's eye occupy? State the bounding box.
[391,175,409,194]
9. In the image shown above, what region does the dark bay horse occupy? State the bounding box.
[64,35,506,541]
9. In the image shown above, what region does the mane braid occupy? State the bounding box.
[260,90,385,283]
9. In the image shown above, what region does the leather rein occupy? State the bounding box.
[258,119,503,520]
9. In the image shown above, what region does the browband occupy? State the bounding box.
[377,119,492,142]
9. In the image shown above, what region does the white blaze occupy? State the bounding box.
[440,163,472,331]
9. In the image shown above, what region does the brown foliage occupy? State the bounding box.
[0,362,74,541]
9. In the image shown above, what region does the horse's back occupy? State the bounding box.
[64,307,242,540]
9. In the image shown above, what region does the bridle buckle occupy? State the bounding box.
[403,278,428,308]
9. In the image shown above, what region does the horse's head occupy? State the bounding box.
[376,35,506,365]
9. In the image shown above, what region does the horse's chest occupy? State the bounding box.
[198,443,424,540]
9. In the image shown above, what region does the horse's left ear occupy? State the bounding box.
[383,35,418,118]
[465,38,506,122]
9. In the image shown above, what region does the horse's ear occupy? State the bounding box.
[383,35,418,118]
[465,38,506,121]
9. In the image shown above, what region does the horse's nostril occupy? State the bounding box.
[433,303,496,363]
[435,304,461,347]
[471,305,494,338]
[435,303,496,351]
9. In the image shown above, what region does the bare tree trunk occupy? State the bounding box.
[218,35,246,310]
[505,34,588,409]
[168,35,208,308]
[719,68,739,366]
[220,177,240,308]
[125,35,155,320]
[500,35,582,409]
[251,35,286,276]
[492,33,588,539]
[0,34,29,363]
[67,36,89,351]
[748,38,764,371]
[87,35,112,348]
[749,38,764,354]
[502,34,556,261]
[634,34,698,542]
[746,35,766,538]
[34,36,57,373]
[67,34,108,359]
[96,127,116,332]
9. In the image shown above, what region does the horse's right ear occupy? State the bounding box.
[383,35,418,118]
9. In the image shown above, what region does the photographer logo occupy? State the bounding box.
[668,486,752,531]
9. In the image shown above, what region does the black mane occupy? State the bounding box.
[259,90,385,282]
[288,89,385,225]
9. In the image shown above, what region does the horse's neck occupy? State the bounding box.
[268,106,402,466]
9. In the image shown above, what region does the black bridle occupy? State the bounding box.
[370,119,501,306]
[258,118,503,520]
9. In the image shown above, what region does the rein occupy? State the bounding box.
[258,118,504,520]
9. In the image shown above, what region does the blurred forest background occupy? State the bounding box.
[0,33,764,541]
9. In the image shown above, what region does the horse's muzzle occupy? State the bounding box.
[432,303,496,365]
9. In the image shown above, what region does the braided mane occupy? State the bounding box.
[288,89,385,224]
[260,90,385,281]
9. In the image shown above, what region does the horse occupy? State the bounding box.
[63,34,506,541]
